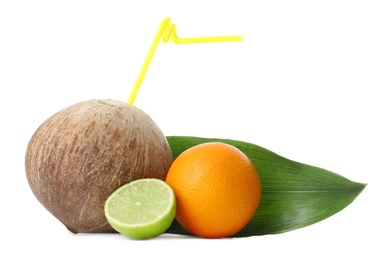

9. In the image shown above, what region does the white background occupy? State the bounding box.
[1,0,387,259]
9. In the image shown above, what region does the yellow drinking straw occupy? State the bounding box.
[127,17,242,105]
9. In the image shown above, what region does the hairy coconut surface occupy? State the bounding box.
[25,99,174,233]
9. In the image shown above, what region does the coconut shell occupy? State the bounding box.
[25,99,174,233]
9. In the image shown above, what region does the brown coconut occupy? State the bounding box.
[25,99,174,233]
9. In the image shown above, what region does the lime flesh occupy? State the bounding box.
[104,178,176,239]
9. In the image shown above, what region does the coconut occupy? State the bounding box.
[25,99,174,233]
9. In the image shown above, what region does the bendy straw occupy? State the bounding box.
[127,17,242,105]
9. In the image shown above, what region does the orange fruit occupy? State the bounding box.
[165,142,261,238]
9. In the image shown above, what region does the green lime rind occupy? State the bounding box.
[165,136,366,237]
[105,178,176,240]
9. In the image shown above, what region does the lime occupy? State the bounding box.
[104,178,176,240]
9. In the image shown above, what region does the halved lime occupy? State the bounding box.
[104,178,176,240]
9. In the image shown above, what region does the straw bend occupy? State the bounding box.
[161,17,242,44]
[127,17,242,105]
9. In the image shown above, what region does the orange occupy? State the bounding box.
[165,142,261,238]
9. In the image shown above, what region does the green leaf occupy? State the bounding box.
[165,136,366,237]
